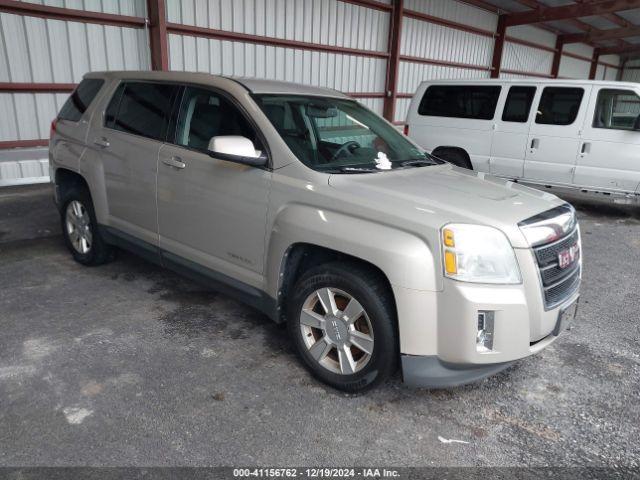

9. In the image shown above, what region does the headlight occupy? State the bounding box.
[441,224,521,284]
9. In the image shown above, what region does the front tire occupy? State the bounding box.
[60,186,114,266]
[287,262,398,392]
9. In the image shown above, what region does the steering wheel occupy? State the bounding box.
[331,140,361,162]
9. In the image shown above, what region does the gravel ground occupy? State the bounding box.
[0,184,638,467]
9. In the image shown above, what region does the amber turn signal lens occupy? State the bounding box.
[443,229,455,247]
[444,250,457,274]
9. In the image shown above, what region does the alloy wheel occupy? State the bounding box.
[299,287,374,375]
[65,200,93,255]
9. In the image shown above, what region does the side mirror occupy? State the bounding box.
[208,136,268,167]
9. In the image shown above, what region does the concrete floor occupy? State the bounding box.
[0,184,639,467]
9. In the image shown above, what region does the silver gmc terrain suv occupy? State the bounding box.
[50,71,581,392]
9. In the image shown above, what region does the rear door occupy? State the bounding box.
[573,86,640,193]
[489,85,536,178]
[157,85,271,289]
[523,85,590,185]
[91,81,179,246]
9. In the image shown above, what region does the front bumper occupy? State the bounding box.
[401,355,515,388]
[395,247,580,387]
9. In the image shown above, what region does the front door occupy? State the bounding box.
[490,85,536,178]
[157,86,271,289]
[574,86,640,193]
[523,85,591,185]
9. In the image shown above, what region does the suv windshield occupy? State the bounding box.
[254,94,435,172]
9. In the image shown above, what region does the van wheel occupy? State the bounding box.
[434,148,472,169]
[287,262,398,393]
[60,186,114,266]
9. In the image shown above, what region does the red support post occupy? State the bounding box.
[618,58,627,81]
[383,0,403,123]
[490,15,506,78]
[589,48,600,80]
[550,36,564,78]
[147,0,168,71]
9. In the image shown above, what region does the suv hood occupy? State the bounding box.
[328,164,565,249]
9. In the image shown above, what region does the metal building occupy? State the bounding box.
[1,0,638,186]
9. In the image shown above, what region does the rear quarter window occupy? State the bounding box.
[418,85,501,120]
[58,78,105,122]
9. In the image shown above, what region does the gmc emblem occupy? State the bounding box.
[558,243,579,269]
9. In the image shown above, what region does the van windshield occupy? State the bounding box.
[254,94,437,173]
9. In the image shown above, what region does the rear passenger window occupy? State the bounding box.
[105,82,177,141]
[535,87,583,126]
[58,78,104,122]
[174,86,263,151]
[502,86,536,123]
[418,85,501,120]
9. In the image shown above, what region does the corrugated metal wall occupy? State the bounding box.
[502,25,555,76]
[0,0,627,186]
[166,0,390,117]
[0,0,149,185]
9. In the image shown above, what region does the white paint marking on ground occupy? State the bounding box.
[62,407,93,425]
[0,365,37,380]
[437,435,469,445]
[23,338,58,361]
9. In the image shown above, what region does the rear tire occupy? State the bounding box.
[287,262,398,393]
[59,186,114,266]
[434,148,472,169]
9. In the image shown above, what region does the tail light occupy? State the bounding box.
[50,118,58,138]
[403,124,409,136]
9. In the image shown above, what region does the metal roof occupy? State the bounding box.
[474,0,640,61]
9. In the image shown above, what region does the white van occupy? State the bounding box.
[406,79,640,202]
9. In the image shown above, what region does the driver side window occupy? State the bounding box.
[593,89,640,131]
[175,86,262,152]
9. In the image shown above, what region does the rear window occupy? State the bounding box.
[58,78,104,122]
[418,85,501,120]
[502,86,536,123]
[105,81,178,141]
[535,87,584,126]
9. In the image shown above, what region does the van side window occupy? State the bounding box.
[593,89,640,131]
[418,85,501,120]
[174,86,263,152]
[58,79,104,122]
[502,86,536,123]
[105,82,178,141]
[535,87,584,126]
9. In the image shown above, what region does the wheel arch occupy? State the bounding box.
[275,242,396,323]
[431,146,473,169]
[54,168,91,208]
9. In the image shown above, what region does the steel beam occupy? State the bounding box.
[491,15,506,78]
[505,0,640,27]
[0,0,145,28]
[382,0,403,122]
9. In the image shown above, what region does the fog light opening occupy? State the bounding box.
[477,311,494,353]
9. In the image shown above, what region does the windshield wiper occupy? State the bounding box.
[338,166,379,173]
[398,158,438,167]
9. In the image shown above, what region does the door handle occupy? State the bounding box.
[162,156,186,169]
[580,142,591,155]
[530,138,539,150]
[93,137,110,149]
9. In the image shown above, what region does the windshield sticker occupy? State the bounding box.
[374,151,392,170]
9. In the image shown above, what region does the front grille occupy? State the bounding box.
[533,227,581,309]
